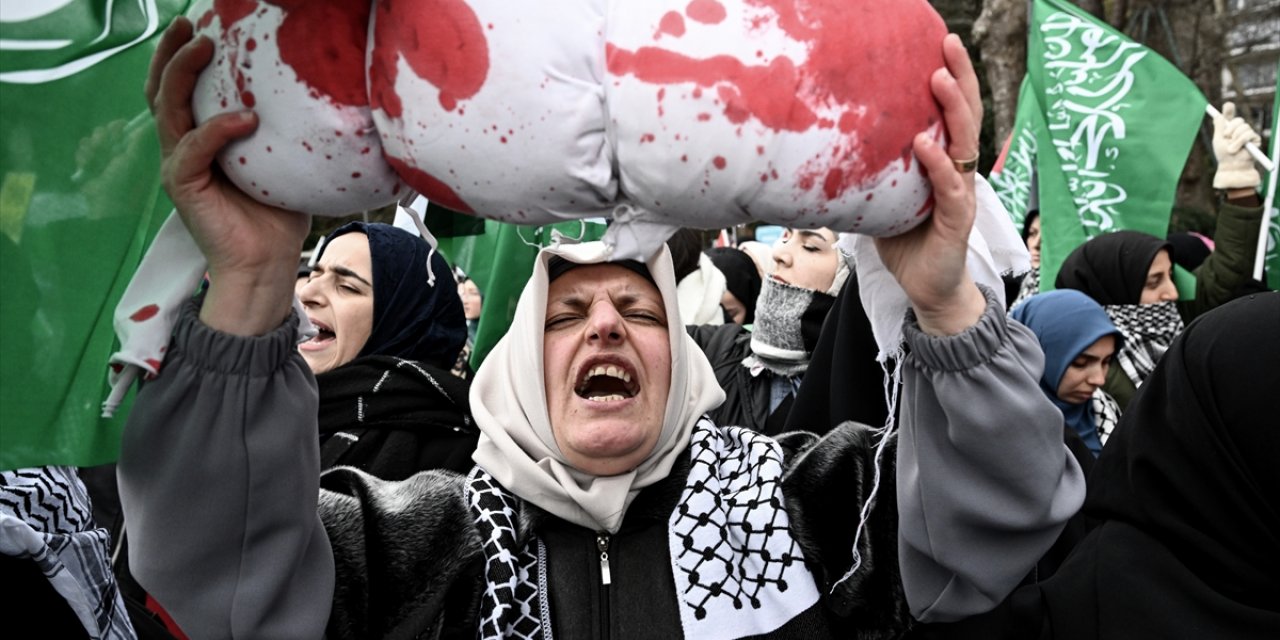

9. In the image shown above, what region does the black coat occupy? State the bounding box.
[318,423,911,639]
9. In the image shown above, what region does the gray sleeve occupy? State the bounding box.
[117,298,334,639]
[895,285,1085,623]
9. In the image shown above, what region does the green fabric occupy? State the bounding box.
[1178,202,1266,321]
[1028,0,1207,294]
[989,79,1039,228]
[1102,357,1138,412]
[1,0,190,470]
[436,220,606,370]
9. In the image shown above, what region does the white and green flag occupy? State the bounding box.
[1028,0,1208,290]
[1262,63,1280,290]
[1,0,188,469]
[989,79,1040,228]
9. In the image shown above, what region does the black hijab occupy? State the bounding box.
[1165,232,1211,271]
[1054,231,1171,305]
[1037,292,1280,638]
[706,247,762,324]
[779,270,888,435]
[320,222,466,370]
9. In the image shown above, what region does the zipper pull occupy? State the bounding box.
[597,533,612,586]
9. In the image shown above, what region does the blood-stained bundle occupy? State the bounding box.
[190,0,947,236]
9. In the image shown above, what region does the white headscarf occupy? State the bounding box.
[470,241,726,533]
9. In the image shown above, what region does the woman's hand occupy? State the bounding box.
[149,18,311,334]
[873,34,987,336]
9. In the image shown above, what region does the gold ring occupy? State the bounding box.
[952,155,979,173]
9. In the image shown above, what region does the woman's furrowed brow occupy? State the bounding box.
[330,265,373,287]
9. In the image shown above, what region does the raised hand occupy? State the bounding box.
[1211,101,1262,192]
[148,18,311,334]
[873,33,986,336]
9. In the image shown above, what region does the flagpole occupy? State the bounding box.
[1205,104,1276,172]
[1252,118,1279,281]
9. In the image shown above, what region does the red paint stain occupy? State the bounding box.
[110,363,124,374]
[259,0,371,107]
[145,358,163,372]
[713,156,727,169]
[245,37,257,51]
[607,0,944,200]
[500,136,508,143]
[370,0,489,116]
[238,156,247,164]
[130,304,160,322]
[681,154,688,162]
[384,155,474,213]
[756,145,764,155]
[641,133,656,143]
[197,10,215,29]
[686,0,727,24]
[266,145,272,152]
[240,89,255,108]
[914,194,935,217]
[697,113,711,121]
[865,192,874,201]
[657,11,686,38]
[360,147,371,154]
[302,141,313,152]
[351,172,362,178]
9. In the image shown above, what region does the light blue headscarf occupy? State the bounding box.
[1011,290,1123,455]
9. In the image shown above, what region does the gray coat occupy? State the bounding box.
[118,287,1083,638]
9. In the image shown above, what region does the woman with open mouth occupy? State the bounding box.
[118,25,1087,639]
[298,220,478,479]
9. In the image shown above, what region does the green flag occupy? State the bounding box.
[989,78,1040,228]
[1027,0,1207,291]
[437,220,606,370]
[1,0,189,470]
[1263,63,1280,290]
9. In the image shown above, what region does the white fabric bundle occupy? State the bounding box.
[186,0,950,238]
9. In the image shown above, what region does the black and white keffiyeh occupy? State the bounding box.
[467,467,548,640]
[669,418,820,638]
[465,419,822,639]
[1104,301,1184,388]
[1011,267,1040,309]
[1091,389,1122,447]
[0,467,135,639]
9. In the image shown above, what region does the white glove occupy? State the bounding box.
[1212,102,1262,190]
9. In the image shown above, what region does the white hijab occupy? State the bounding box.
[470,241,725,533]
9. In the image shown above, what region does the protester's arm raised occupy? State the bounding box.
[119,18,333,638]
[882,36,1086,622]
[148,17,310,335]
[874,34,987,336]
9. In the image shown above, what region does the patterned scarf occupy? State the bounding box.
[1104,301,1184,389]
[467,418,821,639]
[468,467,548,640]
[1092,390,1122,447]
[0,467,135,639]
[1011,267,1039,309]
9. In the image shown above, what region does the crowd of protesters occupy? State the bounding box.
[2,14,1277,640]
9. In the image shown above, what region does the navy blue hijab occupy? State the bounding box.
[320,222,466,370]
[1012,290,1123,455]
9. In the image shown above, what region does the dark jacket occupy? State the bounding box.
[316,355,478,479]
[687,323,783,433]
[319,424,910,639]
